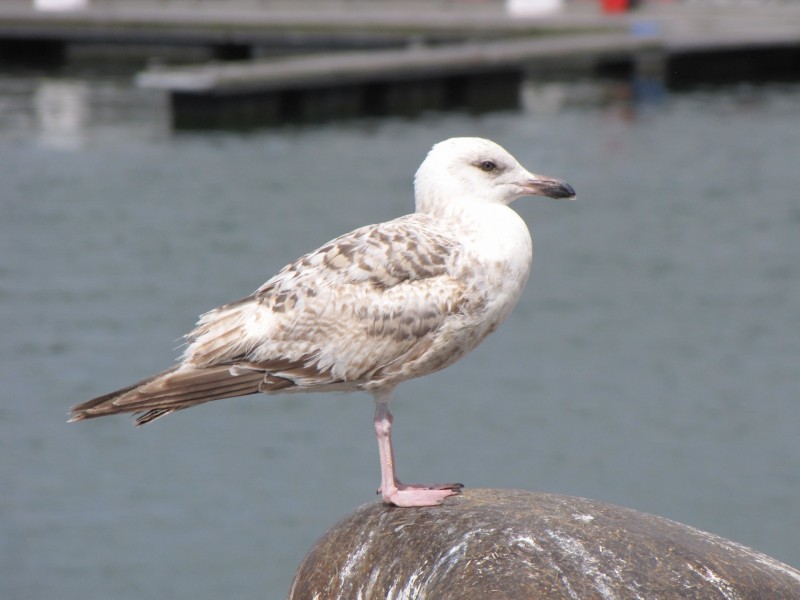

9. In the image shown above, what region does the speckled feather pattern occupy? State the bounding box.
[189,215,466,379]
[70,137,572,427]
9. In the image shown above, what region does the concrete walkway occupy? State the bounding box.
[1,1,798,49]
[2,1,798,58]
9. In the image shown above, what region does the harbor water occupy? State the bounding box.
[2,65,799,597]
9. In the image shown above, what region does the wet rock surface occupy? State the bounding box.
[289,488,800,599]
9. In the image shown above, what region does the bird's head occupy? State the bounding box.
[414,137,575,215]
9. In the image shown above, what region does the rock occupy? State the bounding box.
[289,488,800,599]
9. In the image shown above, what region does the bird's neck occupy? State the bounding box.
[422,201,533,269]
[415,191,506,221]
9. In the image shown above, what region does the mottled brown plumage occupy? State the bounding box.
[71,137,575,507]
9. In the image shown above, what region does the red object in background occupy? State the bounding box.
[602,0,628,12]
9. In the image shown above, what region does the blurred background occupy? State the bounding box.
[2,0,799,598]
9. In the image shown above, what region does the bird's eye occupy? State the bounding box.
[479,160,497,172]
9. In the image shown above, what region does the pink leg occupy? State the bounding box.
[373,394,462,507]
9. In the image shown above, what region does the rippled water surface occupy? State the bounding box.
[2,66,799,598]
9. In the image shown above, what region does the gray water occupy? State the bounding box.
[2,68,799,599]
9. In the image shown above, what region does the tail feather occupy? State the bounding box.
[71,367,181,417]
[69,365,271,424]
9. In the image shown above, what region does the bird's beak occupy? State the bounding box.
[521,173,576,200]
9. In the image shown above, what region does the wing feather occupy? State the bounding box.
[183,213,467,384]
[69,366,268,422]
[71,214,470,424]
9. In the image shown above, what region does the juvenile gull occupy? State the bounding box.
[70,137,575,507]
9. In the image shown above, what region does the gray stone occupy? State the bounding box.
[289,488,800,599]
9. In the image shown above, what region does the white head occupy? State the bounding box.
[414,137,575,216]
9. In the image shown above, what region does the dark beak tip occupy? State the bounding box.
[530,178,576,200]
[558,182,577,200]
[523,175,575,200]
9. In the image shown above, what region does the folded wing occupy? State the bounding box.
[70,214,468,424]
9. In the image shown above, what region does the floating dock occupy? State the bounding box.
[138,31,662,127]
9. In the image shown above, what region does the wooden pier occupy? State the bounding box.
[1,2,798,128]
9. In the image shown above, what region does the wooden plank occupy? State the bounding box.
[137,33,658,94]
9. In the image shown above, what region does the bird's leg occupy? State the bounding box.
[373,395,462,507]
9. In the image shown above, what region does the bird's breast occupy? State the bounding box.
[440,204,533,353]
[456,204,532,295]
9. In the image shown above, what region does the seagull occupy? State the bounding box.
[70,137,575,507]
